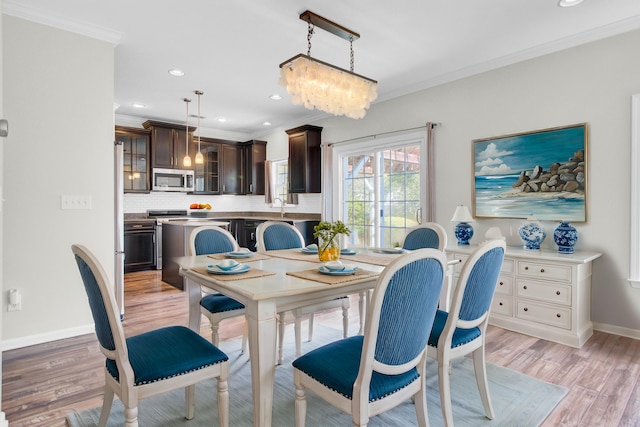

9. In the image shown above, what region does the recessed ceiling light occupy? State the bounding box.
[262,121,272,126]
[558,0,584,7]
[269,94,282,100]
[217,117,227,123]
[168,69,185,77]
[131,103,146,108]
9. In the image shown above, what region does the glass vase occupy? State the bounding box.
[318,238,341,262]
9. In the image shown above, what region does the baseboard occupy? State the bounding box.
[0,411,8,427]
[593,322,640,340]
[0,324,94,351]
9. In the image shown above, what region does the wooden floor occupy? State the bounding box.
[2,269,639,427]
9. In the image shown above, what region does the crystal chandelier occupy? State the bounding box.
[279,11,377,119]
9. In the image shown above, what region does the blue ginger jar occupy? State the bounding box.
[518,217,546,250]
[554,221,578,254]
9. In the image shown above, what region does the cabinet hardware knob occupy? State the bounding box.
[540,268,545,273]
[499,281,504,286]
[556,313,561,318]
[523,285,528,290]
[525,266,529,270]
[524,307,528,312]
[556,291,561,295]
[499,302,503,306]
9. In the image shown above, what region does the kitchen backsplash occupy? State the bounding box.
[123,192,322,215]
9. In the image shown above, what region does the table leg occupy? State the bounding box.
[246,300,278,427]
[185,277,202,332]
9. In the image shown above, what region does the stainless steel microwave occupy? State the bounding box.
[152,168,194,192]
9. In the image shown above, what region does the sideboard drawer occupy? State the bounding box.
[517,261,572,283]
[516,301,572,329]
[491,295,513,316]
[495,275,514,295]
[516,279,572,305]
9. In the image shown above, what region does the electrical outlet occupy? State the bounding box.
[61,195,92,210]
[8,289,21,311]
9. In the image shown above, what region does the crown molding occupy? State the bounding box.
[2,0,122,45]
[377,15,640,104]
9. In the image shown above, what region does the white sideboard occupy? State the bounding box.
[446,244,602,348]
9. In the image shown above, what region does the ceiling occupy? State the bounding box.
[4,0,640,139]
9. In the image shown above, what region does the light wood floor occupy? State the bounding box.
[2,269,639,427]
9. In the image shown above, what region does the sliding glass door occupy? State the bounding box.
[333,131,427,249]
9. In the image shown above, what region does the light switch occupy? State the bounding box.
[61,195,93,210]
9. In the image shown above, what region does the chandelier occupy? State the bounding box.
[279,11,377,119]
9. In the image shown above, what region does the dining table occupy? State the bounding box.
[176,248,457,427]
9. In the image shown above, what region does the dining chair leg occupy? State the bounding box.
[124,405,139,427]
[210,321,221,347]
[308,314,314,342]
[413,380,430,427]
[342,304,349,338]
[185,384,196,420]
[97,386,114,427]
[294,373,308,427]
[217,377,230,427]
[278,312,286,365]
[472,346,495,419]
[438,359,455,427]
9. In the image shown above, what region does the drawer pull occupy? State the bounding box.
[540,268,545,273]
[499,302,503,306]
[499,281,504,286]
[556,313,561,318]
[525,266,529,270]
[523,285,528,290]
[556,291,561,295]
[523,307,528,312]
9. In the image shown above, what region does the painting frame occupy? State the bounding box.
[472,123,588,222]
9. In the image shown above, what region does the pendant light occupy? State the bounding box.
[194,90,204,165]
[183,97,192,168]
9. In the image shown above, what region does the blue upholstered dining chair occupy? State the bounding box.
[401,222,448,251]
[256,221,350,365]
[188,226,247,351]
[72,244,230,427]
[427,239,506,427]
[292,248,448,427]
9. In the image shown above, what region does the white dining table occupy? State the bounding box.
[176,253,385,427]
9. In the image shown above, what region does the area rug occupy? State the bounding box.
[67,325,567,426]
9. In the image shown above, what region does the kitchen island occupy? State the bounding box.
[161,220,229,289]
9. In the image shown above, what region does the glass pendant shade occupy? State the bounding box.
[195,150,204,164]
[183,155,192,167]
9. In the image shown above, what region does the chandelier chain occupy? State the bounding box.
[307,22,315,56]
[349,36,354,72]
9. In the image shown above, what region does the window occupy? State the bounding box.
[331,131,427,248]
[271,159,289,206]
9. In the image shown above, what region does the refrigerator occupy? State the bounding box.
[114,140,125,317]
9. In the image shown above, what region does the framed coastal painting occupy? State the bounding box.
[472,123,588,222]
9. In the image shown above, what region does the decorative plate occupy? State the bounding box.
[318,266,358,276]
[300,248,318,254]
[340,249,357,255]
[206,264,251,275]
[376,248,406,254]
[226,251,253,258]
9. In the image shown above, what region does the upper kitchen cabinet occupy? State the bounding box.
[286,125,322,193]
[115,126,150,193]
[193,138,244,195]
[244,140,267,195]
[143,120,196,170]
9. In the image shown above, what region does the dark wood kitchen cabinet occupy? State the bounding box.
[286,125,322,193]
[244,140,267,195]
[143,120,196,170]
[115,126,150,193]
[193,138,244,195]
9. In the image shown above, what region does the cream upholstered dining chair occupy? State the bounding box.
[427,239,506,426]
[72,244,229,427]
[256,220,350,365]
[401,222,448,251]
[188,225,247,352]
[292,248,448,427]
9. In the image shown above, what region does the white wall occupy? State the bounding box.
[2,16,114,347]
[314,29,640,334]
